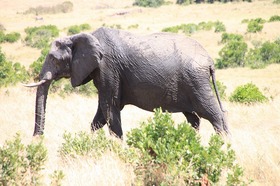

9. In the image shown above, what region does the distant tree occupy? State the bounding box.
[133,0,165,7]
[176,0,251,4]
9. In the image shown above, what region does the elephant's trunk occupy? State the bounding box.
[33,81,51,136]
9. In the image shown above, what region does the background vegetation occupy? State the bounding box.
[23,1,73,15]
[0,0,279,185]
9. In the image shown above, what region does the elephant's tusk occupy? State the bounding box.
[22,80,47,87]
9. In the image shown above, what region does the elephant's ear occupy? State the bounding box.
[70,33,103,87]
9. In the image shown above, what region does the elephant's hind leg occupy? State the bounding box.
[183,112,200,130]
[92,104,107,131]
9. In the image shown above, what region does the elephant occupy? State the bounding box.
[24,27,229,138]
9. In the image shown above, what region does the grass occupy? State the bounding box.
[0,0,280,185]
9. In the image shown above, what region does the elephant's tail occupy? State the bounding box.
[210,65,226,113]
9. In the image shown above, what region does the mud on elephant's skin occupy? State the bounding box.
[24,27,229,138]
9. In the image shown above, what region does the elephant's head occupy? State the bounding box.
[24,33,103,136]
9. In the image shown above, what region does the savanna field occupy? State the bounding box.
[0,0,280,185]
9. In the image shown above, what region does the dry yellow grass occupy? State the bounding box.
[0,0,280,185]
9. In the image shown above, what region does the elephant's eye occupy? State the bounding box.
[51,58,60,68]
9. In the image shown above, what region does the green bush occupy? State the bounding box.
[216,40,248,69]
[162,21,225,35]
[0,31,21,43]
[176,0,194,5]
[24,25,59,49]
[269,15,280,22]
[176,0,251,4]
[0,48,29,87]
[198,21,215,31]
[68,25,80,35]
[162,23,199,34]
[247,18,266,33]
[162,25,180,33]
[128,24,139,29]
[221,33,244,44]
[245,39,280,68]
[181,23,199,34]
[273,0,280,4]
[127,108,249,185]
[229,83,268,104]
[214,21,226,32]
[23,1,73,14]
[4,32,21,43]
[0,134,47,185]
[0,31,5,43]
[133,0,165,7]
[67,23,91,35]
[102,23,122,30]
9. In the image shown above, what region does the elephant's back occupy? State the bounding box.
[151,32,214,68]
[120,31,214,68]
[93,27,214,68]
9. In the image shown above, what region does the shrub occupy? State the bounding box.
[127,108,249,185]
[221,33,244,44]
[258,40,280,63]
[247,18,266,33]
[245,39,280,68]
[241,19,249,23]
[229,83,268,104]
[23,1,73,14]
[269,15,280,22]
[0,48,29,87]
[162,23,199,35]
[176,0,194,5]
[4,32,21,43]
[176,0,251,4]
[133,0,165,7]
[198,21,214,31]
[128,24,139,29]
[214,21,226,32]
[0,31,5,43]
[216,40,248,69]
[24,25,59,49]
[0,134,47,185]
[162,25,181,33]
[67,23,91,35]
[0,31,21,43]
[102,23,122,29]
[162,21,225,35]
[273,0,280,4]
[68,25,80,35]
[181,23,199,34]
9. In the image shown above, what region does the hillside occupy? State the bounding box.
[0,0,280,185]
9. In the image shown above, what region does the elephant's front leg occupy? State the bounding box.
[91,103,107,131]
[100,101,123,138]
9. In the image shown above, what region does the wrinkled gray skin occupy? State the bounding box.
[26,27,229,138]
